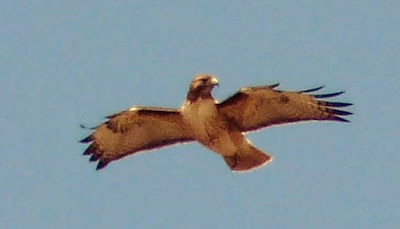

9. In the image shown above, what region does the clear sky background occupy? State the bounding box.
[1,1,399,228]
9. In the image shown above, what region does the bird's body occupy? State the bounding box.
[182,97,236,156]
[81,74,352,172]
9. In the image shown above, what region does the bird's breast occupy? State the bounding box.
[181,99,238,155]
[181,99,219,138]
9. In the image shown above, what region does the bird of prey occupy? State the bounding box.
[81,74,352,172]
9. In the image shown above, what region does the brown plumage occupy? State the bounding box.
[81,74,352,171]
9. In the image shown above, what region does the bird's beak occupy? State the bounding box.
[211,77,219,87]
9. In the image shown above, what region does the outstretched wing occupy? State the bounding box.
[80,107,193,170]
[217,84,352,132]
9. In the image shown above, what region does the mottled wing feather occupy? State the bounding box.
[81,107,193,170]
[217,85,352,132]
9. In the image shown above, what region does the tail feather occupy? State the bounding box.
[223,146,272,172]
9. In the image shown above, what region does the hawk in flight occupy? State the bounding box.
[81,74,352,172]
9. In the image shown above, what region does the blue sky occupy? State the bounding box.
[1,1,399,228]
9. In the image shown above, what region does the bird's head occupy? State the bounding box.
[187,74,219,101]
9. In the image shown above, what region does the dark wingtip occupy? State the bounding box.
[268,83,280,89]
[80,124,97,130]
[323,101,353,108]
[298,85,325,93]
[96,160,108,170]
[89,154,100,162]
[80,135,93,143]
[332,116,351,123]
[313,91,345,98]
[82,144,96,155]
[327,108,353,116]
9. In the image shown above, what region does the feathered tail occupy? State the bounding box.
[223,146,272,172]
